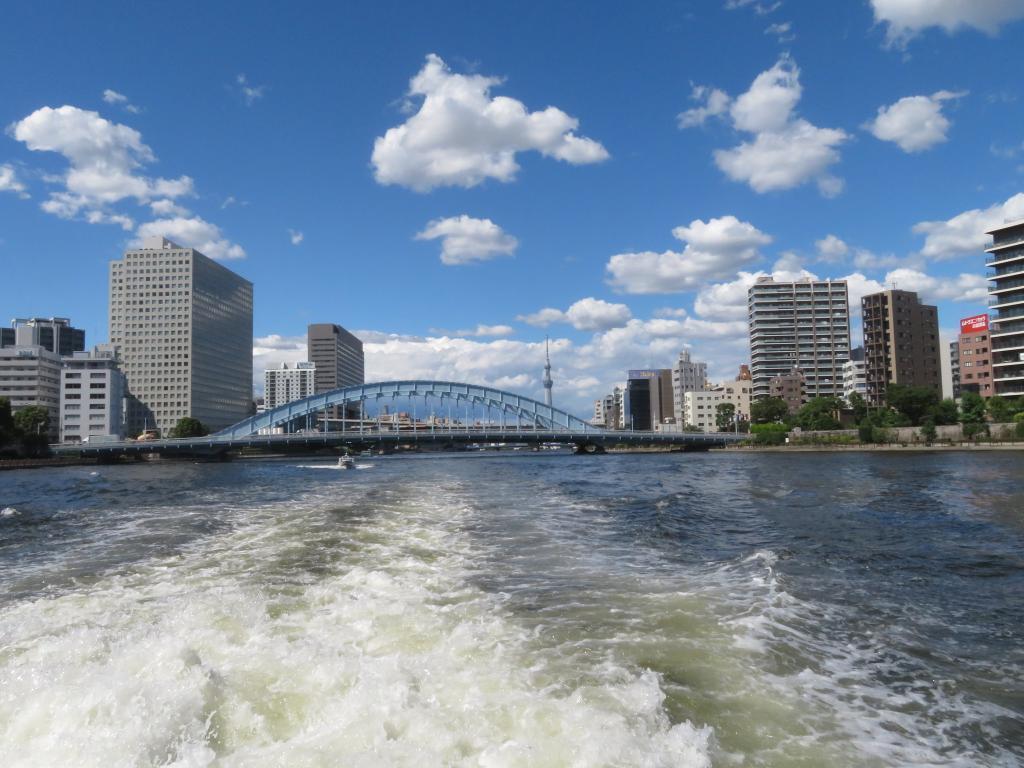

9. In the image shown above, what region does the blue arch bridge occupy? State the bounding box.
[54,380,745,459]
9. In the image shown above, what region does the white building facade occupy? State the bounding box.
[60,344,125,443]
[672,350,708,425]
[842,358,867,403]
[0,345,62,439]
[264,362,316,409]
[682,390,725,433]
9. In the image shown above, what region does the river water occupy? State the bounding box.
[0,451,1021,767]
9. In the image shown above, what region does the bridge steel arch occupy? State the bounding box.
[214,380,605,440]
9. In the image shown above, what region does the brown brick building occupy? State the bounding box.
[957,314,993,398]
[861,289,942,407]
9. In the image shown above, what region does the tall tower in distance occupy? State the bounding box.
[543,336,553,407]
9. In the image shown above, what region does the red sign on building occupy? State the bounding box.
[960,314,989,333]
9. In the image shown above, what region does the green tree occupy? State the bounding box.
[959,391,987,425]
[920,418,937,444]
[170,417,208,438]
[715,402,736,431]
[0,397,14,446]
[928,398,959,426]
[794,397,843,431]
[749,423,788,445]
[751,397,789,424]
[886,384,939,426]
[847,391,867,423]
[13,405,50,437]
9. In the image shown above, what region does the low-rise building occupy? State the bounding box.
[712,380,752,423]
[682,390,725,432]
[60,344,125,443]
[0,345,62,439]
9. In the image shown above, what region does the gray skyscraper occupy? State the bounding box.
[748,277,851,401]
[986,219,1024,398]
[109,236,253,435]
[307,324,364,393]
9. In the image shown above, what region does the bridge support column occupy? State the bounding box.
[573,443,606,455]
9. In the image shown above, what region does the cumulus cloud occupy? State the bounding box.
[605,215,772,294]
[815,234,850,261]
[371,54,608,191]
[765,21,795,41]
[0,164,28,198]
[102,89,140,113]
[912,192,1024,259]
[725,0,781,14]
[682,57,848,196]
[10,105,194,224]
[415,214,518,265]
[885,267,989,302]
[518,297,633,331]
[866,90,966,152]
[134,216,245,259]
[677,86,731,128]
[289,228,304,245]
[236,74,265,105]
[871,0,1024,45]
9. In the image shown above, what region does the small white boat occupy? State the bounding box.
[337,456,356,470]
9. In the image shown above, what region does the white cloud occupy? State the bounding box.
[289,228,304,245]
[815,234,850,261]
[912,193,1024,259]
[371,54,608,191]
[678,86,731,128]
[0,164,28,198]
[134,216,246,260]
[725,0,781,14]
[765,21,795,41]
[415,215,518,265]
[517,298,632,331]
[149,198,189,217]
[10,105,193,223]
[102,89,140,113]
[653,307,688,318]
[871,0,1024,45]
[236,74,265,106]
[884,267,989,302]
[605,215,772,294]
[842,272,888,313]
[464,324,515,337]
[866,90,965,152]
[684,57,848,195]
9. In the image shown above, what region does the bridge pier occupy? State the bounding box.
[573,443,606,455]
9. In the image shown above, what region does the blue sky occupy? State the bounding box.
[2,0,1023,414]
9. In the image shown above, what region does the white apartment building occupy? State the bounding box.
[0,345,62,439]
[748,277,851,401]
[265,362,316,409]
[842,358,867,403]
[672,350,708,425]
[60,344,125,443]
[682,390,725,433]
[713,380,752,423]
[109,236,253,436]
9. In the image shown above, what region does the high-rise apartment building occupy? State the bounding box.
[957,314,993,398]
[861,289,941,407]
[307,323,364,393]
[60,344,124,443]
[264,362,316,409]
[109,236,253,435]
[4,317,85,356]
[748,277,851,401]
[986,220,1024,397]
[0,345,62,439]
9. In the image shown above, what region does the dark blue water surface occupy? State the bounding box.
[0,450,1021,766]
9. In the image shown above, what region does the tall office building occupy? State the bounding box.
[307,323,364,392]
[264,361,316,409]
[109,236,253,435]
[60,344,124,443]
[0,345,62,439]
[748,277,851,401]
[623,369,674,431]
[671,350,707,424]
[986,220,1024,397]
[957,314,993,398]
[4,317,85,356]
[861,289,941,407]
